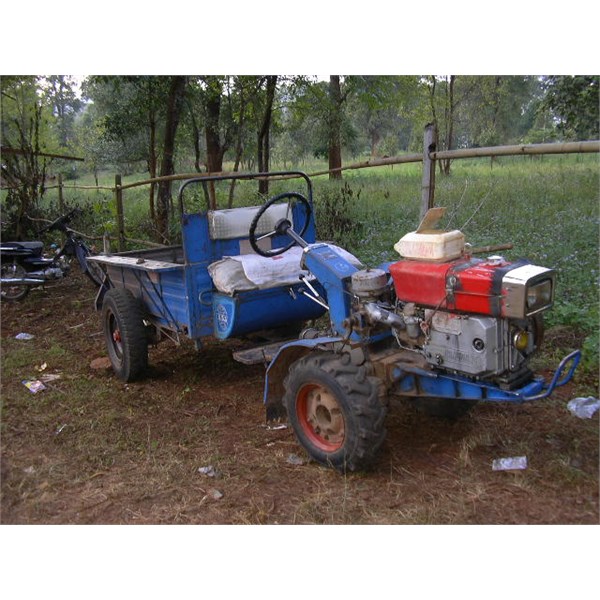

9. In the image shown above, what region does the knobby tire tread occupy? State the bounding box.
[283,352,387,472]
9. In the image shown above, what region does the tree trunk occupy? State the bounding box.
[257,75,277,195]
[205,94,223,173]
[441,75,456,176]
[148,113,157,222]
[186,99,211,211]
[3,101,47,239]
[370,130,381,158]
[328,75,343,180]
[156,76,187,243]
[188,103,203,173]
[228,90,249,208]
[204,78,226,210]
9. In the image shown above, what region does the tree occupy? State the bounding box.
[42,76,82,149]
[156,76,187,242]
[346,75,422,157]
[542,76,599,140]
[452,76,542,148]
[1,77,54,238]
[82,76,171,218]
[328,76,344,180]
[228,76,262,206]
[187,76,249,208]
[424,76,541,173]
[256,75,277,194]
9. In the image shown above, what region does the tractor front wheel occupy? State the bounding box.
[283,352,386,471]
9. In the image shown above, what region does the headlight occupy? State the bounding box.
[513,330,530,352]
[527,279,553,310]
[502,265,556,318]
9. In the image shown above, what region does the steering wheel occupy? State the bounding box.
[249,192,312,257]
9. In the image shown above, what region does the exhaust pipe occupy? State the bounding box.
[363,302,406,329]
[1,277,46,286]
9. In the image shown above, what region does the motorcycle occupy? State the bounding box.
[0,208,105,301]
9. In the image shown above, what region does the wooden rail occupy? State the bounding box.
[431,140,599,161]
[3,135,598,250]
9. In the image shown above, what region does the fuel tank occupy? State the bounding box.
[389,256,532,317]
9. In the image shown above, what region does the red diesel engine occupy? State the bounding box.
[389,255,555,319]
[384,254,556,384]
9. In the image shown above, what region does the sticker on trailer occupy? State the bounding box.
[215,303,229,333]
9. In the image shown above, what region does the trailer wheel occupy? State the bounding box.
[412,397,478,419]
[283,352,386,472]
[102,288,148,382]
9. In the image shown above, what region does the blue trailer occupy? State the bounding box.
[89,172,340,380]
[89,171,580,471]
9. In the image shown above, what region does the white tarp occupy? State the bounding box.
[208,244,363,295]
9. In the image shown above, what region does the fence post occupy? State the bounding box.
[57,173,65,213]
[420,123,437,221]
[114,174,125,252]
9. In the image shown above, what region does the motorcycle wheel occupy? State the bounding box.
[85,259,105,287]
[76,244,104,287]
[1,264,30,302]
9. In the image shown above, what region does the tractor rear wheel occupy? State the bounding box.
[283,352,386,471]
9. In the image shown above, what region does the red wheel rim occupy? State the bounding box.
[108,313,123,361]
[296,382,345,452]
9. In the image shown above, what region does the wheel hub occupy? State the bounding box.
[302,384,345,448]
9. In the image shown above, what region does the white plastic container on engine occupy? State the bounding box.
[394,229,465,262]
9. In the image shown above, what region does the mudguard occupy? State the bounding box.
[264,336,343,421]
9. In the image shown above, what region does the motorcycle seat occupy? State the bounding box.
[1,241,44,253]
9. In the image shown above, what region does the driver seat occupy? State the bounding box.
[205,205,362,295]
[207,204,291,243]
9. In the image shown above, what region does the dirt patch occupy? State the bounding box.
[1,270,598,524]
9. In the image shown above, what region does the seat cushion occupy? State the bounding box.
[208,204,292,241]
[208,244,363,295]
[2,241,44,251]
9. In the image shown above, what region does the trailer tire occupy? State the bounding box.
[102,288,148,382]
[283,352,386,472]
[412,397,478,420]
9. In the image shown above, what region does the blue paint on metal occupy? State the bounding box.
[393,349,580,404]
[263,339,580,408]
[211,284,327,339]
[263,336,343,404]
[106,178,333,347]
[302,245,359,338]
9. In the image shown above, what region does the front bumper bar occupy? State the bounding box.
[394,350,582,404]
